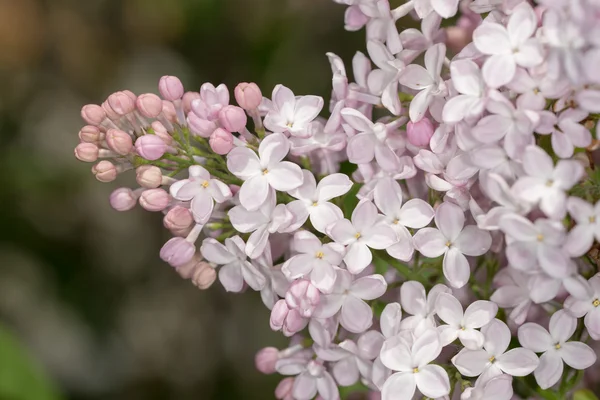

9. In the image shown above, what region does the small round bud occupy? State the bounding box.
[162,100,177,122]
[285,280,320,318]
[270,300,290,331]
[188,112,217,138]
[109,188,137,211]
[139,188,170,212]
[182,91,201,114]
[406,118,435,147]
[150,121,173,145]
[275,378,295,400]
[92,160,118,182]
[218,105,247,132]
[174,256,203,279]
[74,142,99,162]
[191,263,217,289]
[159,76,184,101]
[81,104,106,126]
[108,91,135,115]
[209,128,234,155]
[135,135,167,161]
[160,237,195,267]
[106,129,133,155]
[136,93,163,118]
[255,347,279,375]
[122,90,137,102]
[164,206,194,232]
[234,82,262,110]
[102,100,120,120]
[136,165,163,188]
[78,125,104,143]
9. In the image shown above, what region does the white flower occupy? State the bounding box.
[565,197,600,257]
[452,319,539,386]
[490,268,533,325]
[263,85,324,138]
[380,328,451,400]
[275,358,338,400]
[436,292,498,350]
[518,310,597,389]
[460,374,513,400]
[227,132,303,211]
[442,59,487,124]
[400,281,450,332]
[564,274,600,340]
[372,303,403,389]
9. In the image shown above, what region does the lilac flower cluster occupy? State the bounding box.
[73,0,600,399]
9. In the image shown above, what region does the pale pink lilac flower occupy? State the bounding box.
[327,199,398,274]
[460,374,513,400]
[413,201,492,288]
[564,274,600,340]
[263,85,324,138]
[490,268,535,325]
[275,358,339,400]
[366,40,405,115]
[400,281,450,332]
[227,133,303,211]
[564,197,600,257]
[372,303,403,389]
[536,109,592,159]
[442,59,487,124]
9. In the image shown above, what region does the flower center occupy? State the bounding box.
[312,201,318,207]
[315,251,324,259]
[201,180,209,188]
[445,241,452,247]
[262,169,269,175]
[545,179,554,187]
[555,343,562,350]
[590,216,596,223]
[489,356,495,363]
[412,367,419,373]
[593,299,600,307]
[536,234,544,242]
[286,122,294,128]
[392,218,399,225]
[460,326,466,331]
[354,232,361,239]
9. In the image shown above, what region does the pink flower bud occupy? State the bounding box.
[163,206,194,233]
[255,347,279,374]
[270,300,290,331]
[275,378,295,400]
[78,125,104,143]
[285,280,320,318]
[109,188,137,211]
[283,309,307,336]
[102,100,120,120]
[191,263,217,289]
[92,160,118,182]
[123,90,137,102]
[108,91,135,115]
[151,121,173,145]
[139,188,170,211]
[174,256,202,279]
[159,75,184,101]
[162,100,177,122]
[136,93,163,118]
[136,165,163,188]
[135,135,167,161]
[187,112,217,138]
[106,129,133,155]
[218,105,247,132]
[406,118,434,147]
[74,143,99,162]
[209,128,234,155]
[182,91,201,114]
[160,237,196,267]
[81,104,106,126]
[234,82,262,110]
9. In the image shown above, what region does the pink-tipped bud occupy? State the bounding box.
[135,135,167,161]
[159,76,184,101]
[218,105,247,132]
[285,280,320,318]
[74,143,99,162]
[109,188,137,211]
[108,91,135,115]
[106,129,133,155]
[162,100,177,123]
[102,100,120,120]
[160,237,195,267]
[122,90,137,102]
[191,263,217,289]
[283,309,307,336]
[151,121,173,145]
[209,128,234,155]
[78,125,104,143]
[175,256,203,279]
[270,300,290,331]
[255,347,279,375]
[81,104,106,126]
[136,165,163,188]
[139,188,170,212]
[275,378,295,400]
[163,206,194,233]
[136,93,163,118]
[187,112,217,138]
[182,91,201,114]
[92,160,118,182]
[234,82,262,110]
[406,118,435,147]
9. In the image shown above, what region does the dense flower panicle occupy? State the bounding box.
[72,0,600,398]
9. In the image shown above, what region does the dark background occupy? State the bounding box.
[0,0,363,399]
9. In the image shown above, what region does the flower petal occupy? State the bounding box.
[239,175,270,211]
[317,173,354,202]
[226,146,261,179]
[201,238,236,264]
[452,348,490,377]
[435,292,463,326]
[496,348,539,376]
[341,295,373,333]
[415,364,450,398]
[443,247,471,288]
[413,227,447,258]
[464,300,498,329]
[517,323,552,353]
[344,242,373,275]
[267,162,304,191]
[560,342,597,369]
[534,350,563,390]
[454,225,492,256]
[350,274,388,300]
[380,335,412,372]
[381,372,416,400]
[435,202,465,241]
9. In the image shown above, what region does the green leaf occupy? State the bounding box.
[574,389,600,400]
[0,326,63,400]
[342,183,362,219]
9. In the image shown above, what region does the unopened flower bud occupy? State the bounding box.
[135,135,167,161]
[123,90,137,102]
[81,104,106,126]
[234,82,262,110]
[160,237,195,267]
[182,91,201,114]
[191,263,217,289]
[79,125,104,143]
[108,91,135,115]
[209,128,234,155]
[92,160,118,182]
[106,129,133,155]
[109,188,137,211]
[275,378,295,400]
[136,93,163,118]
[283,309,307,336]
[162,100,177,122]
[406,118,434,147]
[218,105,247,132]
[74,143,99,162]
[270,300,290,331]
[163,206,194,233]
[285,280,320,318]
[188,112,217,138]
[174,256,203,279]
[102,100,120,120]
[151,121,173,145]
[136,165,163,188]
[159,75,184,101]
[139,188,170,211]
[255,347,279,374]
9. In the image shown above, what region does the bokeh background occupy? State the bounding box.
[0,0,363,399]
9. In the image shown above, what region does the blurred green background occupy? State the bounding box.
[0,0,363,398]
